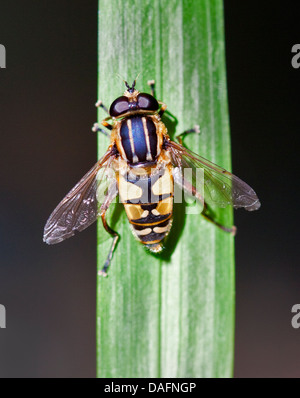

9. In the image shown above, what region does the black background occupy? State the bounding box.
[0,1,299,377]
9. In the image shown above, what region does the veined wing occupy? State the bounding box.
[43,147,117,244]
[166,140,261,211]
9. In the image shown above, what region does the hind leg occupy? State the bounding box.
[201,203,236,235]
[99,212,120,277]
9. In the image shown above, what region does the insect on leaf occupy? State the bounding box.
[97,0,235,378]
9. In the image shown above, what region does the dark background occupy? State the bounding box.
[0,1,299,377]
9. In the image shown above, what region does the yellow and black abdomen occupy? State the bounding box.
[117,164,173,252]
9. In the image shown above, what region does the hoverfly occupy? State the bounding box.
[43,80,260,276]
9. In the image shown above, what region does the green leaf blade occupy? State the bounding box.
[97,0,234,378]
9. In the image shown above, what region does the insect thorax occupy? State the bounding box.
[114,114,164,165]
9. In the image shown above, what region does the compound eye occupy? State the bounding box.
[137,93,159,111]
[109,96,129,117]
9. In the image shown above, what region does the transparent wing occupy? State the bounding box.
[43,148,117,244]
[166,140,261,211]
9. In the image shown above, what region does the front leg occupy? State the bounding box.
[95,99,109,114]
[147,79,156,97]
[147,79,167,118]
[92,100,113,136]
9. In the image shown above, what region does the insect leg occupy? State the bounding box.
[147,79,156,97]
[147,80,167,117]
[201,203,237,235]
[92,122,110,137]
[98,180,119,276]
[101,116,113,131]
[93,101,113,136]
[176,125,200,145]
[95,100,109,114]
[158,102,167,118]
[99,212,120,277]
